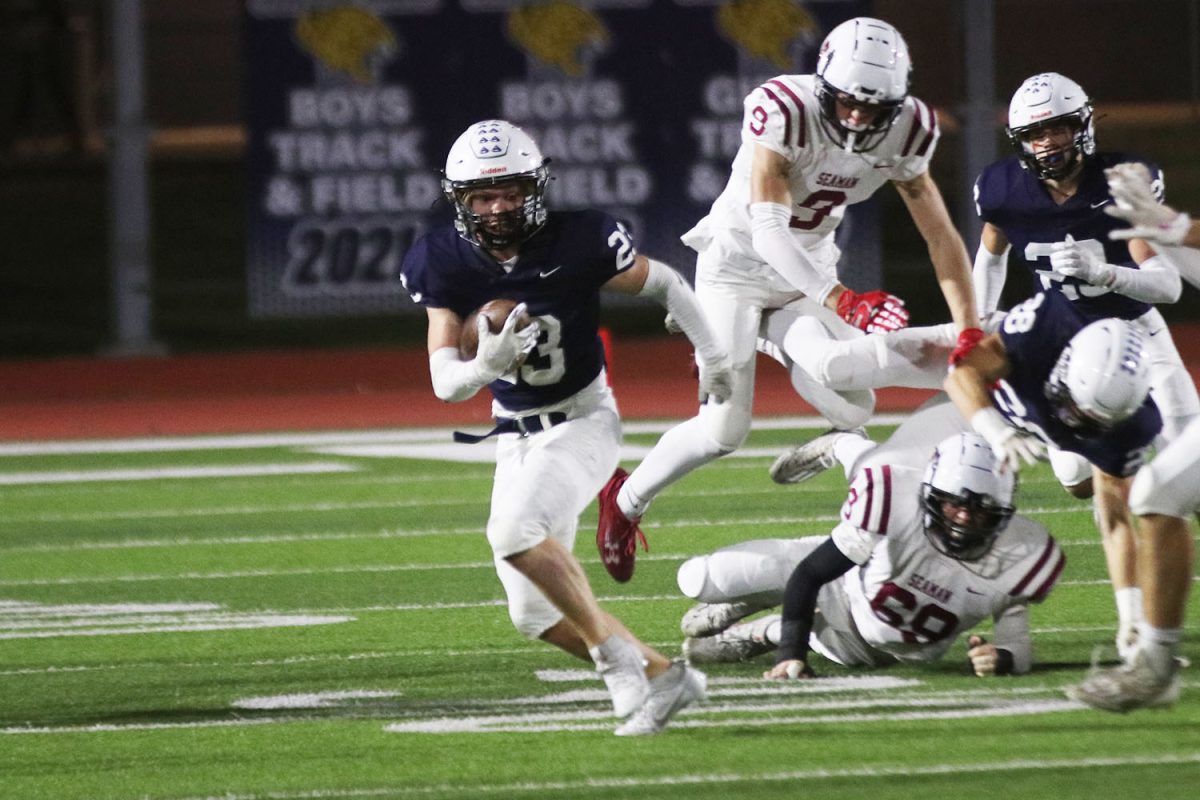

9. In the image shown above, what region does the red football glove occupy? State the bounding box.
[836,289,910,333]
[948,327,985,368]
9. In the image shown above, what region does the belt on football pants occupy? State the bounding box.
[453,412,569,444]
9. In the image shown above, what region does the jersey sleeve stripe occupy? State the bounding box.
[901,98,936,157]
[758,84,794,149]
[1031,547,1066,603]
[860,467,875,528]
[767,79,806,147]
[1009,538,1056,598]
[841,466,894,535]
[878,465,892,534]
[915,102,938,156]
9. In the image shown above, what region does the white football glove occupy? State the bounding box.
[1047,235,1115,287]
[1104,163,1192,245]
[475,303,540,379]
[697,356,733,404]
[970,407,1045,472]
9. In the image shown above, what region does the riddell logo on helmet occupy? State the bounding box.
[1030,110,1053,119]
[479,167,509,175]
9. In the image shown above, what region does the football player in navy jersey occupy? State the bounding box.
[969,73,1199,661]
[973,73,1198,486]
[945,289,1162,660]
[401,120,731,736]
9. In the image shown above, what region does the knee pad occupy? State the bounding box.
[818,341,881,390]
[1129,466,1156,517]
[699,399,751,452]
[676,556,712,599]
[509,602,562,640]
[1049,448,1091,492]
[1129,460,1193,518]
[486,516,549,559]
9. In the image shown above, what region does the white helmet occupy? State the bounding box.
[1006,72,1095,180]
[920,433,1016,562]
[1046,318,1151,433]
[814,17,911,153]
[441,120,550,249]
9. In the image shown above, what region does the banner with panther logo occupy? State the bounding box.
[244,0,868,317]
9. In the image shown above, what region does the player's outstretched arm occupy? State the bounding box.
[1039,235,1181,304]
[766,536,857,680]
[1105,163,1197,247]
[606,255,733,402]
[894,171,982,332]
[944,335,1044,471]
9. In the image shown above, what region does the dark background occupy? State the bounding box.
[1,0,1198,358]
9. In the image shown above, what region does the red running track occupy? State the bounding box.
[2,328,1197,441]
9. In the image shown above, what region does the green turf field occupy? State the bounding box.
[0,418,1197,799]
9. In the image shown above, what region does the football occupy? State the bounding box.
[459,298,533,359]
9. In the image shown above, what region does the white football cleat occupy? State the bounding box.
[769,428,866,485]
[680,601,764,638]
[589,634,649,718]
[1064,648,1182,713]
[683,614,780,664]
[614,660,706,736]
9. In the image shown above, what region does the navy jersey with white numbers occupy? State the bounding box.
[401,210,636,412]
[975,152,1164,321]
[994,291,1161,477]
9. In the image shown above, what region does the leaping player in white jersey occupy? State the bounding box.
[596,17,983,583]
[676,402,1064,679]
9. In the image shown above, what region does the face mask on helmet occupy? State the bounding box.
[1006,72,1095,180]
[920,433,1016,563]
[1045,319,1150,435]
[814,17,911,153]
[441,120,550,250]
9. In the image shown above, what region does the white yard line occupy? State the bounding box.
[0,415,867,457]
[0,623,1162,678]
[160,753,1200,798]
[0,495,1094,527]
[0,552,1157,588]
[0,462,358,485]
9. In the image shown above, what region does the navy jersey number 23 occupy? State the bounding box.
[401,209,635,412]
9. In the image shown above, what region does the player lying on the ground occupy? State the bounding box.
[676,417,1064,678]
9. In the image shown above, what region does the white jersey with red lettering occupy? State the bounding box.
[831,463,1066,664]
[682,74,939,285]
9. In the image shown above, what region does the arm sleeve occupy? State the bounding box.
[1108,254,1182,303]
[750,202,839,304]
[991,604,1033,675]
[637,259,723,363]
[428,346,489,403]
[1156,243,1200,288]
[973,242,1009,315]
[775,537,856,664]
